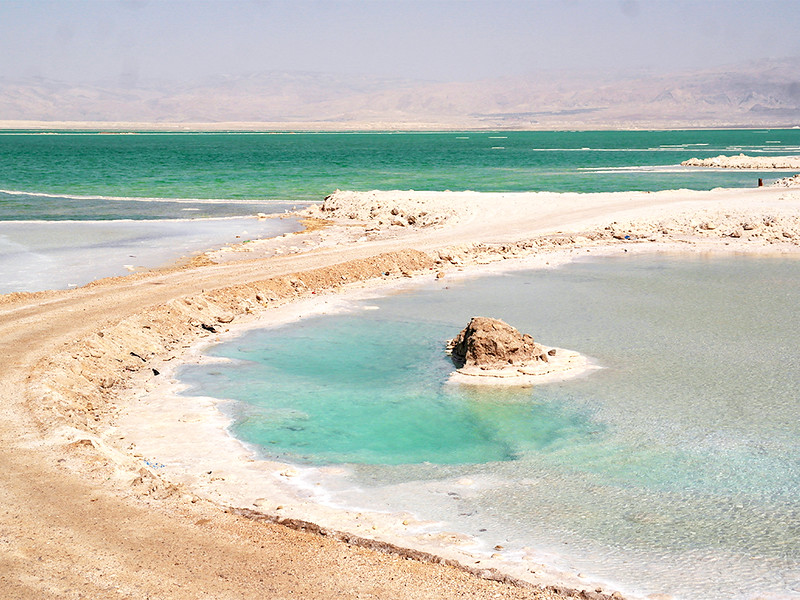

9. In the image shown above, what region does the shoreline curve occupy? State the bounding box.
[4,185,800,599]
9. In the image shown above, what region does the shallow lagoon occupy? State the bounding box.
[0,213,300,293]
[180,254,800,600]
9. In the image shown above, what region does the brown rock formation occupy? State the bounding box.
[448,317,545,368]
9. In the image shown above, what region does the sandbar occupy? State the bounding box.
[681,153,800,169]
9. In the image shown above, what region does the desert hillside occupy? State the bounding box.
[1,58,799,129]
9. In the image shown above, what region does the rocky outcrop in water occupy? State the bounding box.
[445,317,591,386]
[447,317,548,368]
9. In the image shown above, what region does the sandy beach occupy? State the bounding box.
[3,183,800,599]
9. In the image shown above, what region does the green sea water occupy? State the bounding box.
[2,129,800,220]
[179,254,800,600]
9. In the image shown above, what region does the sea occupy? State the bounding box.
[1,128,800,292]
[3,129,799,598]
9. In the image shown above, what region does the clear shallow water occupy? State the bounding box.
[0,189,297,222]
[180,255,800,600]
[0,215,300,293]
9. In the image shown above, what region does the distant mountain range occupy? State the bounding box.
[2,58,799,129]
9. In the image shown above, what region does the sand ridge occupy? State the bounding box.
[3,184,800,599]
[681,153,800,169]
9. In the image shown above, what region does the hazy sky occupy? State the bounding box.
[2,0,800,85]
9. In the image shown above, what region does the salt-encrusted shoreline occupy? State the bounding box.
[115,229,799,600]
[116,244,632,599]
[681,153,800,169]
[447,347,600,386]
[4,186,800,600]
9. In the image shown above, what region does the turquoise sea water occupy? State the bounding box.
[2,130,800,216]
[179,255,800,600]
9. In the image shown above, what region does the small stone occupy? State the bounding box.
[436,271,445,279]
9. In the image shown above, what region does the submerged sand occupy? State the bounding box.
[3,182,800,600]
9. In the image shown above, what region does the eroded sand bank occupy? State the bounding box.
[3,182,800,600]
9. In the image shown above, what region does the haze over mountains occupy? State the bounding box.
[2,57,799,130]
